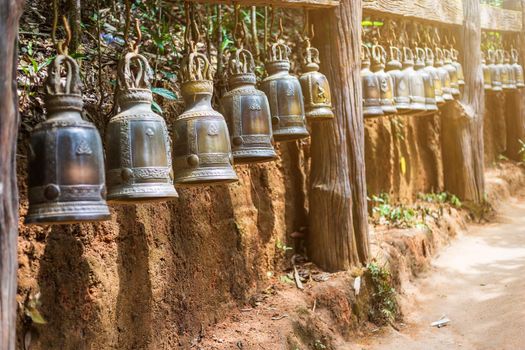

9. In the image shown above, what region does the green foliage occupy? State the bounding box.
[480,0,504,7]
[417,192,462,208]
[366,262,398,325]
[276,239,293,253]
[314,339,328,349]
[369,194,423,228]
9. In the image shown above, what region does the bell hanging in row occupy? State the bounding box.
[386,46,411,114]
[172,50,238,185]
[220,47,277,164]
[105,51,178,203]
[372,44,397,115]
[361,44,384,117]
[423,48,446,106]
[25,54,110,225]
[434,48,455,101]
[487,50,503,92]
[261,42,309,141]
[511,49,525,88]
[415,47,438,115]
[484,49,525,92]
[504,51,517,89]
[443,49,461,97]
[402,47,427,115]
[299,42,335,121]
[482,52,493,91]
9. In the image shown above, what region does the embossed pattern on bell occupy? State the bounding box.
[402,47,426,114]
[415,48,437,114]
[386,46,411,113]
[372,45,397,115]
[261,42,309,141]
[362,44,384,118]
[172,51,238,185]
[443,49,460,97]
[25,54,110,225]
[221,48,277,164]
[424,48,445,105]
[106,52,178,202]
[434,48,454,101]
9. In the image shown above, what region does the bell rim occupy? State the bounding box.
[272,128,310,142]
[106,184,179,203]
[233,153,278,164]
[24,201,111,225]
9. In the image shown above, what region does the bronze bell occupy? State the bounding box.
[497,49,511,90]
[372,44,397,115]
[105,52,178,202]
[434,48,454,101]
[504,50,517,90]
[261,42,309,141]
[511,49,525,88]
[424,47,445,106]
[402,47,426,114]
[386,46,411,114]
[443,49,460,97]
[220,48,277,164]
[361,44,384,118]
[25,54,110,225]
[451,48,465,87]
[299,42,334,121]
[482,52,493,91]
[415,47,437,114]
[488,50,502,92]
[172,50,238,185]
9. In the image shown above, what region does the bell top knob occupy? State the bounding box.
[402,47,415,66]
[425,48,435,66]
[301,45,320,72]
[265,42,292,74]
[45,54,83,115]
[434,47,445,66]
[371,45,386,71]
[414,47,426,69]
[386,46,402,70]
[180,51,214,98]
[228,48,257,88]
[117,51,154,108]
[361,44,371,68]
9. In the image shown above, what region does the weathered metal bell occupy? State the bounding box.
[386,46,411,114]
[415,47,438,114]
[372,45,397,115]
[451,48,465,87]
[488,50,502,92]
[497,49,511,90]
[511,49,525,88]
[424,48,445,106]
[402,47,426,114]
[361,44,384,118]
[482,52,493,91]
[504,50,517,90]
[443,49,460,97]
[434,48,454,101]
[105,52,178,202]
[25,54,110,225]
[220,48,277,164]
[299,43,334,121]
[261,42,309,141]
[172,50,238,185]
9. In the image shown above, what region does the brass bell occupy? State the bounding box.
[372,44,397,115]
[434,48,454,101]
[504,50,517,90]
[261,42,309,141]
[386,46,411,114]
[511,49,525,88]
[424,47,445,106]
[488,50,503,92]
[105,52,178,203]
[497,49,511,90]
[25,54,110,225]
[361,44,384,117]
[451,48,465,87]
[172,50,238,185]
[415,47,437,114]
[402,47,426,114]
[220,48,277,164]
[482,52,493,91]
[299,41,334,121]
[443,49,460,97]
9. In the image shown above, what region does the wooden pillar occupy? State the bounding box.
[0,1,24,349]
[441,0,485,203]
[308,0,369,272]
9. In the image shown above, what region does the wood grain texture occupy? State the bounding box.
[441,0,485,203]
[480,5,522,32]
[185,0,339,8]
[307,0,369,272]
[0,1,24,349]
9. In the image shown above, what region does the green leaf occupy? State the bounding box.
[151,87,177,100]
[25,307,47,325]
[151,100,163,114]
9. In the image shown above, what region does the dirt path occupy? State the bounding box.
[360,197,525,350]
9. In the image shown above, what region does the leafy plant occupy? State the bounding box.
[367,262,398,325]
[417,192,462,208]
[369,193,424,228]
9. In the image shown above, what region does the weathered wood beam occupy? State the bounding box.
[0,1,24,349]
[481,5,522,32]
[308,0,369,271]
[185,0,339,8]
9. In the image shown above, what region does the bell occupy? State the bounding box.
[482,52,493,91]
[434,48,454,101]
[172,50,238,185]
[361,44,384,117]
[451,48,465,87]
[424,47,445,106]
[497,49,511,90]
[386,46,411,113]
[511,49,525,88]
[299,43,334,121]
[443,49,460,97]
[488,50,503,92]
[261,42,309,141]
[504,50,517,90]
[415,47,438,114]
[25,54,110,225]
[402,47,426,114]
[220,48,277,164]
[105,52,178,202]
[371,44,397,115]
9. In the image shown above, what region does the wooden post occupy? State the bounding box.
[308,0,369,272]
[0,1,24,349]
[441,0,485,203]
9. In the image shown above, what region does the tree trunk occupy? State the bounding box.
[308,0,369,272]
[68,0,81,52]
[0,1,24,349]
[441,0,485,203]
